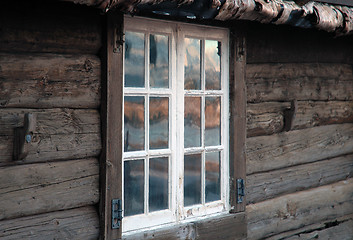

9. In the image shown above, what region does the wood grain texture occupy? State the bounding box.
[0,206,99,240]
[246,123,353,174]
[0,108,100,136]
[0,158,99,220]
[0,132,101,164]
[0,1,101,54]
[228,30,247,212]
[246,63,353,103]
[247,179,353,240]
[99,11,124,240]
[247,154,353,204]
[247,101,353,137]
[247,102,285,137]
[292,101,353,130]
[123,212,246,240]
[266,214,353,240]
[284,219,353,240]
[0,53,101,108]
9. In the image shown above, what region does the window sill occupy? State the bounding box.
[122,211,246,240]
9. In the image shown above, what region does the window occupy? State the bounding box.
[122,17,229,233]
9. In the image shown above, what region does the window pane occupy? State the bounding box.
[205,152,220,203]
[150,34,169,88]
[149,157,169,212]
[124,160,144,216]
[205,97,221,146]
[205,40,221,90]
[184,97,201,148]
[124,96,145,152]
[125,31,145,88]
[184,154,201,206]
[149,97,169,149]
[184,38,201,90]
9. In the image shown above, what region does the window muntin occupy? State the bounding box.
[123,17,229,233]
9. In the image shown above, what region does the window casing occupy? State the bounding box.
[122,17,229,233]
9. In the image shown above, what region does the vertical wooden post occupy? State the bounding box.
[229,29,247,213]
[100,11,124,240]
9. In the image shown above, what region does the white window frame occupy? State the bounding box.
[122,16,229,234]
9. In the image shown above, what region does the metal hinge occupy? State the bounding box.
[112,199,123,229]
[113,25,125,53]
[237,179,245,203]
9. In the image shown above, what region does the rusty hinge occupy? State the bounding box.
[237,178,245,203]
[112,199,123,229]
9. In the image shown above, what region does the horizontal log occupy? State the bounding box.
[266,214,353,240]
[246,63,353,103]
[247,101,353,137]
[247,154,353,204]
[0,108,100,136]
[247,110,284,137]
[0,108,101,163]
[293,101,353,130]
[0,1,101,54]
[0,53,101,108]
[0,158,99,220]
[0,206,99,240]
[285,219,353,240]
[246,123,353,174]
[247,179,353,240]
[123,212,246,240]
[0,133,101,164]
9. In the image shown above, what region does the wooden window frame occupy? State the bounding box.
[100,11,247,240]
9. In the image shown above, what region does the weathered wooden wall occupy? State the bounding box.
[1,1,353,239]
[245,22,353,239]
[0,1,102,239]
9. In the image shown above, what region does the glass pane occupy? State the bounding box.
[124,160,144,216]
[125,31,145,88]
[149,157,169,212]
[149,97,169,149]
[205,40,221,90]
[124,96,145,152]
[150,34,169,88]
[205,97,221,146]
[184,97,201,148]
[205,152,220,203]
[184,154,201,206]
[184,38,201,90]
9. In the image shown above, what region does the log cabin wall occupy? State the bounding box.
[1,0,353,239]
[245,22,353,239]
[0,1,102,239]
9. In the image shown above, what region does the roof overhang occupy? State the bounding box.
[62,0,353,36]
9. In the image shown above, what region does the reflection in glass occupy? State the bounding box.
[205,40,221,90]
[184,97,201,148]
[150,97,169,149]
[124,96,145,152]
[184,38,201,90]
[124,160,144,216]
[125,31,145,88]
[205,97,220,146]
[150,34,169,88]
[184,154,201,206]
[149,157,169,212]
[205,152,220,202]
